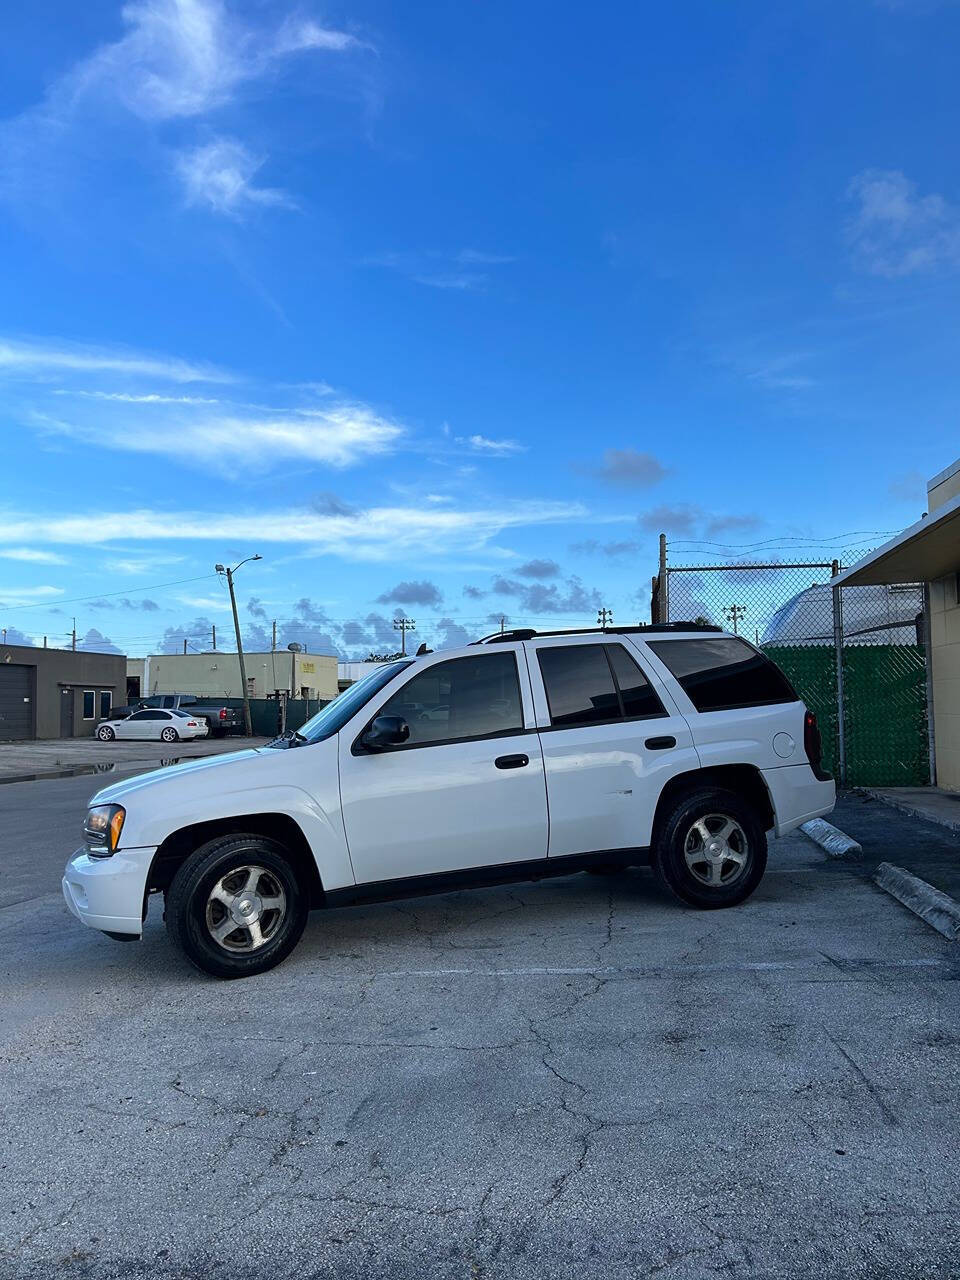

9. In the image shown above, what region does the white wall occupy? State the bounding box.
[142,651,339,700]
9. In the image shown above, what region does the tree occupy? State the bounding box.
[365,651,404,662]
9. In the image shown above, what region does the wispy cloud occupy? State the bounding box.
[0,337,232,384]
[457,433,527,457]
[54,389,221,404]
[0,501,588,564]
[362,249,515,292]
[1,0,369,211]
[0,547,68,565]
[175,137,294,217]
[846,169,960,276]
[0,585,64,607]
[32,403,404,472]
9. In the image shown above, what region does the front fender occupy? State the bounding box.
[101,740,355,891]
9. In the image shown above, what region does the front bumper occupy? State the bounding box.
[62,846,158,937]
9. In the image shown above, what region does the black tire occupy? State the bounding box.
[653,786,767,910]
[165,835,309,979]
[97,726,115,741]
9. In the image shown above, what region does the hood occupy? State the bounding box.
[91,747,270,806]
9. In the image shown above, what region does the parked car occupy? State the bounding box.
[140,694,244,737]
[95,708,209,743]
[64,624,835,979]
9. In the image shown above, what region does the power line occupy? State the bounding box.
[0,572,219,613]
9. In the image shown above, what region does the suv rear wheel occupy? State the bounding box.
[165,835,308,978]
[653,786,767,909]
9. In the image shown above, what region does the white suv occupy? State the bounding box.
[62,625,835,979]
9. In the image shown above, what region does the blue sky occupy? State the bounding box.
[1,0,959,658]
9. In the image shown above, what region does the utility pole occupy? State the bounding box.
[72,618,77,651]
[724,604,747,635]
[658,533,668,624]
[597,607,613,629]
[212,623,217,650]
[500,616,506,635]
[272,620,277,652]
[287,642,302,699]
[216,555,262,738]
[183,638,188,655]
[394,616,416,656]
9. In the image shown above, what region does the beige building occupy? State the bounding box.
[129,651,339,702]
[837,456,960,792]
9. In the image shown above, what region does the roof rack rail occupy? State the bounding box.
[472,621,722,645]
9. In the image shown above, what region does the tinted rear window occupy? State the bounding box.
[648,637,797,712]
[537,645,620,727]
[537,643,665,728]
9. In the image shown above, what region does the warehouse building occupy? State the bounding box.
[0,643,127,741]
[130,650,339,702]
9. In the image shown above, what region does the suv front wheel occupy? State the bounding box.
[653,786,767,909]
[165,835,309,978]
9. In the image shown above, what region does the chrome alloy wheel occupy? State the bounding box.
[204,865,287,953]
[683,814,749,888]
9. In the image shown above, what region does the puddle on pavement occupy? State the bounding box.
[0,757,184,785]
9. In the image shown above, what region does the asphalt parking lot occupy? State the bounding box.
[1,776,958,1280]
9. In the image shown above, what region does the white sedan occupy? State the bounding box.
[95,708,209,743]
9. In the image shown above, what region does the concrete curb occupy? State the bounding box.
[874,862,960,942]
[799,817,863,859]
[864,788,960,835]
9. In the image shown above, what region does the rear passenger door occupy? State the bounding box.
[526,637,699,858]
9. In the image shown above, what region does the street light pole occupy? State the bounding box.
[216,555,262,737]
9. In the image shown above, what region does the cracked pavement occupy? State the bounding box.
[1,777,959,1279]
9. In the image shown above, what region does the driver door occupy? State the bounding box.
[338,649,548,884]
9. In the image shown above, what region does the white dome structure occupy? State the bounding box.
[762,583,922,647]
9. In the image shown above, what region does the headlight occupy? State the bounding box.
[84,804,126,857]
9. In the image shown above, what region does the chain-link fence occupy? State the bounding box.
[664,560,930,787]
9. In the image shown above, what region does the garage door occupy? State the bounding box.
[0,664,34,740]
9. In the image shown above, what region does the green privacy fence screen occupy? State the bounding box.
[666,559,931,788]
[762,643,929,787]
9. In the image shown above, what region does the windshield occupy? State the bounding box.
[272,661,413,746]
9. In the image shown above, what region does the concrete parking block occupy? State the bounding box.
[800,817,863,859]
[874,861,960,941]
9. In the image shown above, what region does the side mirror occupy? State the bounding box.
[362,714,410,751]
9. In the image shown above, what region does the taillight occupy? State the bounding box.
[187,721,197,727]
[219,709,228,720]
[803,710,822,770]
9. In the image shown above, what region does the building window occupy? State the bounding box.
[82,690,95,719]
[99,690,112,719]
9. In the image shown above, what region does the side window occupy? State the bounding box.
[606,644,666,719]
[82,690,95,719]
[377,652,523,746]
[648,637,797,713]
[537,645,620,727]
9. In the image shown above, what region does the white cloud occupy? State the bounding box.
[0,548,68,565]
[846,169,960,276]
[0,501,588,564]
[54,389,221,404]
[273,18,365,55]
[458,434,527,456]
[175,137,294,217]
[0,337,232,383]
[33,402,404,472]
[0,0,368,209]
[0,585,64,606]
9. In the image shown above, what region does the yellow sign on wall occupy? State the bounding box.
[301,661,316,673]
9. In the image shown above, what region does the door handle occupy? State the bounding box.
[495,753,529,769]
[644,736,676,750]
